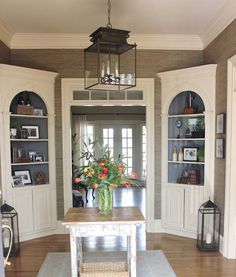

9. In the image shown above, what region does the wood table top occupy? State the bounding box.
[62,206,145,225]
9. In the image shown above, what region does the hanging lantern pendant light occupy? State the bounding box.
[84,0,137,91]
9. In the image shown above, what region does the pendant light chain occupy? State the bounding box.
[106,0,112,28]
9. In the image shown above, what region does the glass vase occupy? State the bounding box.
[98,187,113,215]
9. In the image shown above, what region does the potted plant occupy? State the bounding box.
[192,118,205,138]
[197,148,205,162]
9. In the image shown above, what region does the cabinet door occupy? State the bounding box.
[12,188,34,235]
[33,186,52,231]
[166,186,184,229]
[184,186,204,232]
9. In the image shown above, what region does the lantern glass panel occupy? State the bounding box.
[2,211,20,256]
[197,205,221,251]
[85,41,136,91]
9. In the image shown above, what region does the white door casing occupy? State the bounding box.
[61,78,155,232]
[224,55,236,259]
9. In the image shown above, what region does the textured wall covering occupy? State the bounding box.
[10,49,203,219]
[0,41,10,64]
[204,19,236,234]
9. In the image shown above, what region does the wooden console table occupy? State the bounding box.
[62,206,145,277]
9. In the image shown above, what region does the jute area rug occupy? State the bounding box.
[37,250,176,277]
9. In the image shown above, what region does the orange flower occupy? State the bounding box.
[123,181,131,188]
[109,183,116,190]
[92,183,99,189]
[99,160,105,166]
[117,165,125,172]
[73,177,81,183]
[98,173,107,180]
[130,171,138,179]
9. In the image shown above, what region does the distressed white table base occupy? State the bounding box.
[66,223,138,277]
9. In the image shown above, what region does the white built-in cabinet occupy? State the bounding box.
[158,64,216,238]
[0,64,58,241]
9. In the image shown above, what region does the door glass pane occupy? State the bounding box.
[122,128,133,174]
[102,128,114,156]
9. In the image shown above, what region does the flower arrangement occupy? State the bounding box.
[78,139,141,214]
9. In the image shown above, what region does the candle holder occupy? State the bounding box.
[197,199,221,251]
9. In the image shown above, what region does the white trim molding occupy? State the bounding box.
[10,33,203,50]
[0,18,12,47]
[61,78,155,232]
[201,0,236,48]
[223,55,236,259]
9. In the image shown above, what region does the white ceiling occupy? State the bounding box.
[0,0,236,49]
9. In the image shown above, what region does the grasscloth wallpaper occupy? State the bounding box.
[0,41,10,63]
[204,18,236,234]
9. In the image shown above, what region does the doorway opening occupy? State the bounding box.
[62,78,155,231]
[71,105,146,215]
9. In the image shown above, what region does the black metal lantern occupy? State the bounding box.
[197,199,221,251]
[84,0,136,91]
[1,203,20,256]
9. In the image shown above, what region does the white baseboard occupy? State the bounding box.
[153,219,165,232]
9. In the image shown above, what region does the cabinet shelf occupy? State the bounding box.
[168,138,205,141]
[11,161,49,166]
[10,114,48,119]
[10,139,48,142]
[168,113,204,118]
[168,160,204,165]
[168,182,204,186]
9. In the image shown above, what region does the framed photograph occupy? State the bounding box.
[183,147,198,161]
[216,113,225,134]
[11,175,24,187]
[216,138,225,158]
[28,151,37,161]
[20,128,28,139]
[33,108,44,116]
[21,125,39,139]
[14,170,32,185]
[35,154,45,162]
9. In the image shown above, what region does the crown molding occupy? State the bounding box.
[201,0,236,48]
[130,34,203,50]
[10,33,90,49]
[0,19,13,47]
[10,32,203,50]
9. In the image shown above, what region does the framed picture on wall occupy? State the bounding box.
[216,138,225,158]
[216,113,226,134]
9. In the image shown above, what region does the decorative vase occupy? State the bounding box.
[178,147,183,162]
[98,187,113,215]
[172,147,177,161]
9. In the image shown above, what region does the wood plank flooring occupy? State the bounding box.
[5,188,236,277]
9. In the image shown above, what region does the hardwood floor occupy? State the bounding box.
[5,188,236,277]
